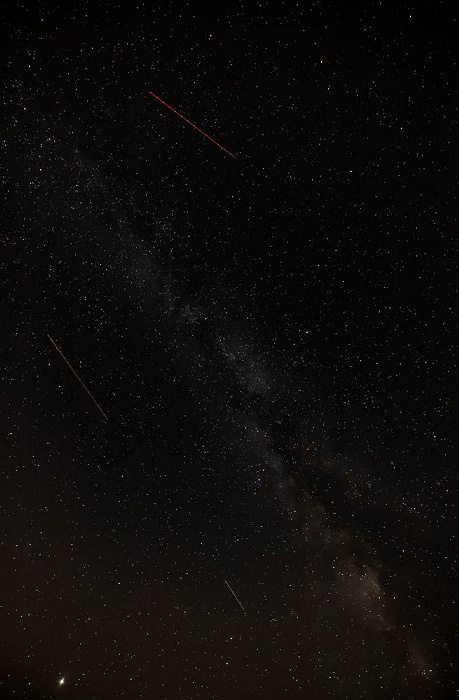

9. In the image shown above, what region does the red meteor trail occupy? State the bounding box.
[149,91,236,158]
[47,334,109,421]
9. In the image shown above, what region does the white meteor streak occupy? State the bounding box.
[224,578,245,612]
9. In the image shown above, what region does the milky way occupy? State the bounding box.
[0,2,456,698]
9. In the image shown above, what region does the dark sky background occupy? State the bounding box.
[1,1,457,698]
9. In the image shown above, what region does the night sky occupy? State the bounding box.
[1,2,457,698]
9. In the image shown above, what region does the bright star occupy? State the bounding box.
[58,677,65,686]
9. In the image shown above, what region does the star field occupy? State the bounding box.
[0,2,457,698]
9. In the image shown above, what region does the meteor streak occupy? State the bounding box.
[47,334,109,421]
[224,578,245,612]
[149,91,236,158]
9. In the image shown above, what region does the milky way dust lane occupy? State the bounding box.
[149,91,236,158]
[47,334,109,421]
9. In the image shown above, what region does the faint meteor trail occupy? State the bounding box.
[149,91,236,158]
[47,334,109,421]
[224,578,245,612]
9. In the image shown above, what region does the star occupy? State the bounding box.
[58,677,65,686]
